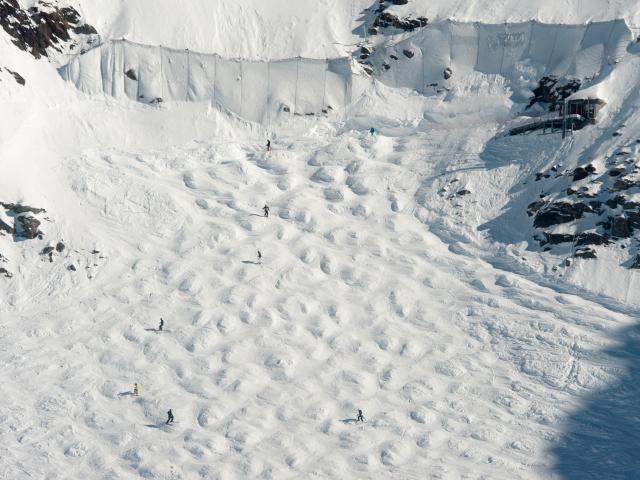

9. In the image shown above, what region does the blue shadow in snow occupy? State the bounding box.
[552,323,640,479]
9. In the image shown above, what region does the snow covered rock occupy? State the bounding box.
[0,0,97,59]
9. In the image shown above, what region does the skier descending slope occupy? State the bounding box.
[257,250,262,264]
[369,127,376,136]
[166,409,174,425]
[263,204,269,218]
[158,318,164,332]
[357,409,364,423]
[266,139,271,152]
[133,383,140,396]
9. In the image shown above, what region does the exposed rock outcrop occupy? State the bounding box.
[528,140,640,268]
[0,0,97,58]
[526,76,581,112]
[611,216,632,238]
[533,202,592,228]
[0,67,26,85]
[16,216,42,239]
[1,202,46,239]
[372,12,428,33]
[574,247,597,259]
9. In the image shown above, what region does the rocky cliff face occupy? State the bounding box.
[355,0,429,75]
[528,138,640,267]
[0,0,97,59]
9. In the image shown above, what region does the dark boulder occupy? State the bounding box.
[372,12,428,32]
[623,200,640,210]
[16,215,41,239]
[605,196,624,209]
[0,218,13,234]
[585,163,597,174]
[611,216,632,238]
[0,267,12,278]
[572,167,588,181]
[403,49,414,59]
[527,200,547,216]
[0,202,45,214]
[575,248,597,259]
[125,68,137,81]
[543,232,574,244]
[443,67,453,80]
[457,189,471,196]
[534,202,590,228]
[576,232,610,246]
[609,166,625,176]
[56,241,65,252]
[588,200,603,213]
[627,212,640,229]
[526,76,581,111]
[6,68,25,85]
[631,254,640,269]
[612,178,636,191]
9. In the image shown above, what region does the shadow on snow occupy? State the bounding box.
[551,322,640,479]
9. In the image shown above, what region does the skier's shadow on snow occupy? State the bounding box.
[118,391,135,397]
[551,322,640,479]
[339,418,358,424]
[144,423,168,429]
[241,260,260,265]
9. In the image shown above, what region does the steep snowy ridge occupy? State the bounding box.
[2,1,640,479]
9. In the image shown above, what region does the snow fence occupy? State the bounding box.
[369,19,632,92]
[60,20,633,121]
[59,39,353,123]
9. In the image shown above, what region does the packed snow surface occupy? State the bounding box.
[2,1,640,479]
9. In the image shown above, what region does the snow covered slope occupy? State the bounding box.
[2,1,640,479]
[74,0,640,58]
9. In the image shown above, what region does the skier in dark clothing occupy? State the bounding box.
[166,409,174,424]
[263,204,269,218]
[158,318,164,331]
[257,250,262,263]
[266,140,272,152]
[356,409,364,423]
